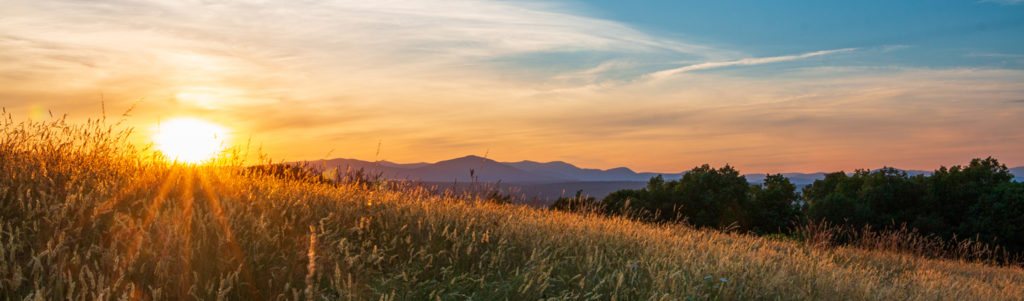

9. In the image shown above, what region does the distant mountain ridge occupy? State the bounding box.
[303,155,667,183]
[297,155,1023,185]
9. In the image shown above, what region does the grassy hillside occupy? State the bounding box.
[2,118,1023,300]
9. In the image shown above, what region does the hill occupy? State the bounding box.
[2,119,1023,299]
[305,156,1016,185]
[305,155,672,183]
[302,156,1022,200]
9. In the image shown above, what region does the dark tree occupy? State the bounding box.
[804,171,872,226]
[748,174,801,234]
[601,165,754,230]
[967,181,1024,252]
[803,157,1024,255]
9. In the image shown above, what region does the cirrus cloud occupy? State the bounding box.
[2,0,1023,172]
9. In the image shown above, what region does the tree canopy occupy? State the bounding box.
[557,157,1024,257]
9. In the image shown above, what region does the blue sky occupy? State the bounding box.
[580,0,1024,69]
[2,0,1023,172]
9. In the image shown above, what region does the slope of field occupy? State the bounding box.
[2,119,1023,300]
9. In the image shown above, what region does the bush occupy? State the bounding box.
[601,165,800,233]
[748,174,801,234]
[802,157,1024,256]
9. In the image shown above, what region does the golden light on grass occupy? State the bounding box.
[4,117,1024,300]
[152,117,230,163]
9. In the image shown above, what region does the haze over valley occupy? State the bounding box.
[301,155,1024,201]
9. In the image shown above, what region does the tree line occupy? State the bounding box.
[550,157,1024,260]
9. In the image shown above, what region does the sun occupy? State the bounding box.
[152,117,231,163]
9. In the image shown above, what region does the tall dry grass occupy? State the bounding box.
[2,115,1023,300]
[793,220,1022,266]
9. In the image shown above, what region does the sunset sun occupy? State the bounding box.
[152,117,230,163]
[5,0,1024,299]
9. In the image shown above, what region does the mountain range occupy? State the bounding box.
[302,155,668,183]
[298,155,1024,186]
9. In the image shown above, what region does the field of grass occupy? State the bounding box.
[2,117,1023,300]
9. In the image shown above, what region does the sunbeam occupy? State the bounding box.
[197,171,260,299]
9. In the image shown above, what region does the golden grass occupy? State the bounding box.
[2,116,1022,300]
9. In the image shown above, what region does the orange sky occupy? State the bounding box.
[3,1,1023,173]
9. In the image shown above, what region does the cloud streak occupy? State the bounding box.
[0,0,730,107]
[2,1,1023,173]
[979,0,1024,5]
[645,48,857,80]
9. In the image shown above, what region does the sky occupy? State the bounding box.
[2,0,1023,173]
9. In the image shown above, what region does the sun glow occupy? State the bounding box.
[152,117,231,163]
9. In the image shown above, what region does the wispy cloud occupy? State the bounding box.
[645,48,857,81]
[978,0,1024,5]
[966,52,1024,58]
[0,0,730,108]
[2,1,1023,172]
[519,67,1024,172]
[0,0,738,160]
